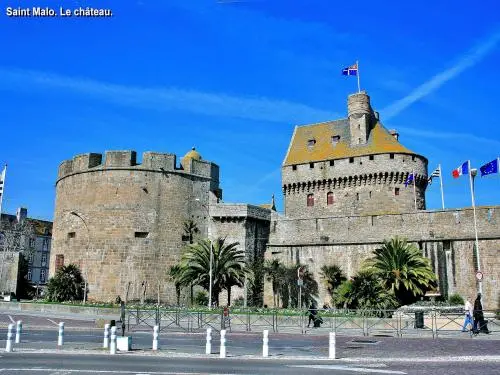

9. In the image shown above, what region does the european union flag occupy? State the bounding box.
[480,158,499,177]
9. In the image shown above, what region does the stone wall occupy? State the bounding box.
[266,206,500,309]
[282,153,428,217]
[209,203,271,305]
[51,150,220,303]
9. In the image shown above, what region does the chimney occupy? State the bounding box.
[16,207,27,223]
[389,129,399,141]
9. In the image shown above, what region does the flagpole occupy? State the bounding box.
[356,60,361,93]
[467,160,482,297]
[413,169,417,211]
[438,164,445,209]
[0,165,6,291]
[0,164,6,216]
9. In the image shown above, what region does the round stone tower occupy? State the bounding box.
[50,149,220,302]
[281,91,428,217]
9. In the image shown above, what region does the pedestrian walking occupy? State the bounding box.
[307,303,317,328]
[462,296,473,332]
[473,293,490,334]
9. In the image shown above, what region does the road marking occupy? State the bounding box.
[0,370,238,375]
[289,365,406,374]
[47,319,59,326]
[8,315,16,324]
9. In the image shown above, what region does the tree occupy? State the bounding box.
[345,270,398,310]
[264,259,286,307]
[182,220,198,305]
[365,237,437,305]
[45,264,85,302]
[247,256,264,307]
[182,220,198,244]
[178,237,248,306]
[320,264,347,298]
[280,265,318,308]
[168,264,184,306]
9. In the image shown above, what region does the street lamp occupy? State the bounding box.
[194,199,214,309]
[70,211,90,304]
[469,169,483,296]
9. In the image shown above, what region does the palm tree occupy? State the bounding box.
[178,237,247,306]
[182,220,198,244]
[182,220,198,305]
[346,270,398,311]
[364,237,437,305]
[281,265,318,308]
[264,259,286,307]
[320,264,346,298]
[168,265,183,306]
[45,264,85,302]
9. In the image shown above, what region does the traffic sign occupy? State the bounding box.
[475,271,483,281]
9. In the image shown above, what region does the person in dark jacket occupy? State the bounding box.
[307,303,317,328]
[473,293,490,334]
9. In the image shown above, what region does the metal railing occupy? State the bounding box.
[124,306,498,338]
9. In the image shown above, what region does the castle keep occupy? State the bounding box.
[51,91,500,308]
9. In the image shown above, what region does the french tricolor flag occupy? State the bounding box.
[452,161,469,178]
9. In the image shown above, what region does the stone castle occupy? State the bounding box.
[51,91,499,308]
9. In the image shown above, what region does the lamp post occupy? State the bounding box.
[70,211,90,304]
[469,169,483,296]
[195,199,214,309]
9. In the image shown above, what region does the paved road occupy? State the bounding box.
[0,352,499,375]
[1,308,499,375]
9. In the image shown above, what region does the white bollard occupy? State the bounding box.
[262,329,269,357]
[110,326,117,355]
[152,325,159,351]
[329,331,336,359]
[205,328,212,355]
[15,320,22,344]
[103,324,110,348]
[57,322,64,347]
[219,329,226,358]
[5,324,14,352]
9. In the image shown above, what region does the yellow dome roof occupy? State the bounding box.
[183,147,202,161]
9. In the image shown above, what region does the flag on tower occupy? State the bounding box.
[428,166,441,184]
[342,62,358,76]
[452,161,469,178]
[479,158,499,177]
[0,165,6,214]
[404,173,414,187]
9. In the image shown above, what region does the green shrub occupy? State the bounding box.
[448,293,464,305]
[194,290,208,306]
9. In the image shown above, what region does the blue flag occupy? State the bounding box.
[342,62,358,76]
[480,158,499,176]
[404,173,414,187]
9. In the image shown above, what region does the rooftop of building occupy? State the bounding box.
[283,119,419,166]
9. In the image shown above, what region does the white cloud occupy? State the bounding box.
[0,67,338,124]
[382,29,500,120]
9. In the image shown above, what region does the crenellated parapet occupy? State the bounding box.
[283,170,427,194]
[57,150,219,183]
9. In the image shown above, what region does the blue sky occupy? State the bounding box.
[1,0,499,221]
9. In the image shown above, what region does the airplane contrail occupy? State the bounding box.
[382,29,500,120]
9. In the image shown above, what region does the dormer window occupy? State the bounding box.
[331,135,340,145]
[307,139,316,147]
